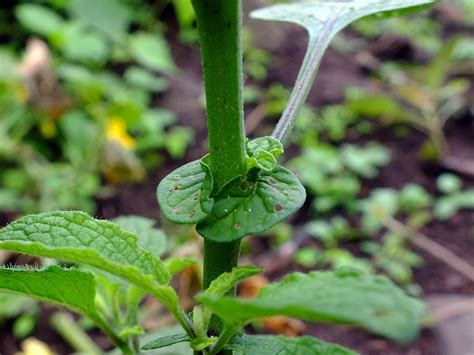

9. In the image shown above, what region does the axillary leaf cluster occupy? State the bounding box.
[157,136,306,242]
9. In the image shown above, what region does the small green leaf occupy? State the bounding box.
[205,265,263,298]
[200,265,263,333]
[112,215,167,257]
[15,4,64,36]
[197,269,423,342]
[247,136,284,158]
[0,266,97,319]
[129,32,176,74]
[197,166,306,242]
[157,159,213,224]
[142,333,190,350]
[247,150,278,172]
[226,335,357,355]
[165,257,197,275]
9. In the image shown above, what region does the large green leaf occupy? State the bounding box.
[157,159,213,224]
[0,212,185,323]
[0,266,97,319]
[197,269,423,342]
[197,166,306,242]
[112,215,167,257]
[0,211,169,284]
[225,335,356,355]
[251,0,436,143]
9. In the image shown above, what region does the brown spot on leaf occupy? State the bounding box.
[234,223,241,230]
[274,204,284,212]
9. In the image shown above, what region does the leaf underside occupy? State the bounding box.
[198,269,423,342]
[226,335,357,355]
[142,333,190,350]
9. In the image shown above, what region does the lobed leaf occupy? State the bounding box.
[157,159,214,224]
[225,335,357,355]
[197,269,424,342]
[0,266,97,319]
[197,166,306,242]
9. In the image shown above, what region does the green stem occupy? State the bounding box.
[203,239,241,335]
[191,0,245,349]
[208,324,240,355]
[191,0,247,190]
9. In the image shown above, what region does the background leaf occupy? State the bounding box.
[198,269,423,342]
[129,32,177,74]
[15,4,64,36]
[112,215,167,257]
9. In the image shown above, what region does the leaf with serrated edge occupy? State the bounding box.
[0,212,182,320]
[0,266,96,317]
[226,335,357,355]
[157,160,213,224]
[197,269,423,342]
[112,215,167,257]
[197,166,306,242]
[142,333,190,351]
[251,0,436,143]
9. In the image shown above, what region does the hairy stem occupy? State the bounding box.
[191,0,244,350]
[191,0,246,190]
[272,12,340,145]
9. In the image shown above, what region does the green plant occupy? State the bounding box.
[0,1,436,354]
[434,173,474,220]
[0,1,193,214]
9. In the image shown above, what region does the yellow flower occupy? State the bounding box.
[17,338,54,355]
[106,117,135,150]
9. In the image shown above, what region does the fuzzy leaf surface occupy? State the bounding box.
[112,215,167,257]
[0,212,181,316]
[0,211,169,284]
[0,266,97,318]
[198,269,423,342]
[225,335,357,355]
[197,166,306,242]
[157,159,213,224]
